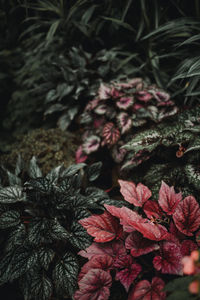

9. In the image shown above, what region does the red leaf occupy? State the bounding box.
[153,241,182,275]
[78,255,113,281]
[169,221,186,241]
[114,255,142,292]
[181,240,198,256]
[116,97,133,109]
[74,269,112,300]
[173,196,200,236]
[143,200,164,219]
[158,181,182,215]
[105,205,170,241]
[125,232,159,257]
[118,180,151,207]
[76,146,88,163]
[78,240,126,260]
[128,277,166,300]
[79,211,122,243]
[101,122,120,146]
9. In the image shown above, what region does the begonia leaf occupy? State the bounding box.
[128,277,166,300]
[125,231,159,257]
[158,181,182,215]
[78,255,113,281]
[173,196,200,236]
[105,205,170,241]
[153,241,182,275]
[79,211,122,242]
[143,200,164,219]
[74,269,112,300]
[118,180,151,207]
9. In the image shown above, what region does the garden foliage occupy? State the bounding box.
[0,157,124,300]
[76,179,200,299]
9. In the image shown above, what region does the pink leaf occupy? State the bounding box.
[78,240,126,260]
[78,255,113,281]
[173,196,200,236]
[76,146,88,163]
[158,181,182,215]
[85,98,100,111]
[114,255,142,292]
[117,113,132,134]
[82,135,100,154]
[74,269,112,300]
[118,180,151,207]
[153,241,182,275]
[169,221,186,241]
[129,277,166,300]
[79,211,122,243]
[101,122,120,146]
[98,83,111,100]
[125,231,159,257]
[181,240,198,256]
[116,97,134,109]
[136,90,153,102]
[105,205,170,241]
[143,200,164,219]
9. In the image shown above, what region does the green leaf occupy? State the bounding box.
[31,273,53,300]
[0,186,26,204]
[87,162,102,182]
[69,222,92,249]
[62,163,86,177]
[165,276,194,292]
[122,128,161,152]
[29,156,42,179]
[0,210,20,229]
[52,252,79,296]
[6,224,26,252]
[38,248,55,271]
[166,291,195,300]
[102,16,135,32]
[50,219,70,241]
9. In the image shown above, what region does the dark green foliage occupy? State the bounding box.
[165,276,198,300]
[0,157,118,300]
[123,105,200,199]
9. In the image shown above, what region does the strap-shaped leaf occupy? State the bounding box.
[0,186,25,203]
[52,252,79,296]
[62,163,86,177]
[0,210,20,229]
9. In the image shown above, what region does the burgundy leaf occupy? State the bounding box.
[101,123,120,146]
[114,255,142,292]
[74,269,112,300]
[158,181,182,215]
[128,277,166,300]
[82,135,100,154]
[79,211,122,243]
[181,240,198,256]
[98,83,111,100]
[125,231,159,257]
[169,221,186,241]
[78,240,127,260]
[76,146,88,163]
[93,117,106,129]
[118,180,151,207]
[173,196,200,236]
[153,241,182,275]
[143,200,164,219]
[116,97,133,109]
[78,255,113,281]
[117,113,132,134]
[105,205,170,241]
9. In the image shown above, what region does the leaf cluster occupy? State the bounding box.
[0,157,117,300]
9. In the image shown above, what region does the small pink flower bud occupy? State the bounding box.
[189,280,200,294]
[182,256,195,275]
[191,250,199,262]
